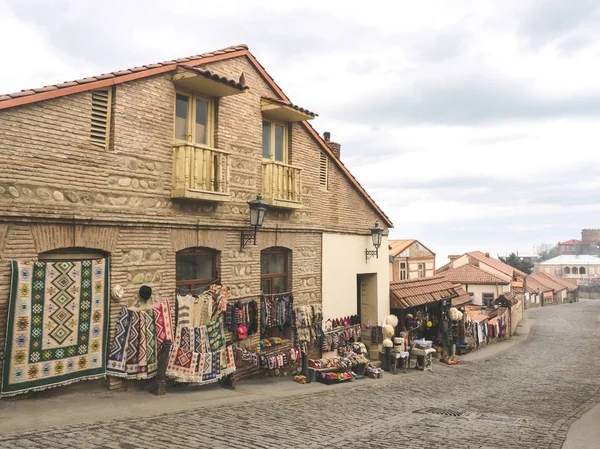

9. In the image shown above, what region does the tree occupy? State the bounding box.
[535,243,559,262]
[500,252,534,274]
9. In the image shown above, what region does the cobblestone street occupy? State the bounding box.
[1,300,599,449]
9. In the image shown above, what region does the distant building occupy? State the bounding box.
[389,239,435,281]
[539,254,600,284]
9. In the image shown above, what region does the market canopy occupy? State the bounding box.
[390,276,471,310]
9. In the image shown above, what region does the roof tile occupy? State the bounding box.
[390,276,463,309]
[32,86,59,93]
[439,264,510,285]
[55,81,78,88]
[74,77,98,84]
[95,73,116,80]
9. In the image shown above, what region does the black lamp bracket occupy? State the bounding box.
[240,226,258,251]
[365,247,379,262]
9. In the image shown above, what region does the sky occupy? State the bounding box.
[1,0,599,267]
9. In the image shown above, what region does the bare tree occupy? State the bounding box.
[535,243,559,261]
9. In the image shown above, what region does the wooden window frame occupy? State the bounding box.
[418,263,426,278]
[174,89,215,147]
[399,262,407,280]
[262,119,289,163]
[176,248,219,295]
[260,248,290,295]
[482,293,494,307]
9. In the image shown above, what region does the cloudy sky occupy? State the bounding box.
[2,0,599,265]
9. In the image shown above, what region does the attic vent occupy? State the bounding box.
[90,88,112,149]
[319,152,328,189]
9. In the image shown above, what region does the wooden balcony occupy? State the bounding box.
[172,143,231,201]
[261,160,303,209]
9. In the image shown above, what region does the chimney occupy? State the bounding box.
[323,131,341,159]
[485,252,490,258]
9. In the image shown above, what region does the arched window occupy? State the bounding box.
[176,247,218,295]
[39,247,108,261]
[260,247,291,295]
[564,267,571,274]
[579,267,586,275]
[572,267,578,275]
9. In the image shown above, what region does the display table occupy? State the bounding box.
[390,350,410,373]
[411,348,437,371]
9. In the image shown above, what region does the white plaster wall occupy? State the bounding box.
[322,233,390,323]
[462,283,510,305]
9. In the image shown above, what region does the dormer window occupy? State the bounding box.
[175,92,214,146]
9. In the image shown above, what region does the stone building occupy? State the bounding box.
[0,44,393,390]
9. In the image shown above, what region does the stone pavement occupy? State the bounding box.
[1,300,599,448]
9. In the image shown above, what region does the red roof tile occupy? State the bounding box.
[559,239,581,245]
[438,264,510,285]
[468,251,527,278]
[527,272,571,293]
[452,286,472,307]
[390,276,462,309]
[262,96,317,118]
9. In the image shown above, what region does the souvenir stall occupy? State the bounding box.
[463,306,489,350]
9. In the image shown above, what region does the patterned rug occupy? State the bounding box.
[166,318,236,384]
[106,300,173,379]
[1,259,109,397]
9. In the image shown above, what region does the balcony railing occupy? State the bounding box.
[261,160,302,208]
[172,143,231,201]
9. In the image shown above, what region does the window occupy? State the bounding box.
[262,120,287,162]
[399,262,407,280]
[175,92,214,146]
[564,267,571,274]
[319,152,328,189]
[482,293,494,307]
[545,268,550,274]
[176,248,218,295]
[579,267,586,275]
[418,263,426,278]
[90,88,112,149]
[572,266,578,275]
[261,248,290,295]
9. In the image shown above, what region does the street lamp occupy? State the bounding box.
[365,221,384,262]
[240,194,269,251]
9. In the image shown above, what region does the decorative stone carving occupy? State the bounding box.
[8,186,19,197]
[52,191,64,201]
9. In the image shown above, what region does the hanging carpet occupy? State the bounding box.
[106,300,173,379]
[166,319,236,384]
[1,259,109,397]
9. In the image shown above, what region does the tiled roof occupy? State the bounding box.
[559,239,581,245]
[0,43,393,229]
[180,66,249,91]
[0,44,250,108]
[438,264,510,285]
[494,292,519,306]
[468,251,527,278]
[465,306,489,322]
[524,275,551,294]
[389,276,461,309]
[389,240,415,256]
[262,97,317,118]
[528,272,569,294]
[544,274,578,291]
[452,286,472,307]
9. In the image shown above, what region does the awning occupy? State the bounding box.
[390,276,460,310]
[173,66,248,97]
[261,97,316,122]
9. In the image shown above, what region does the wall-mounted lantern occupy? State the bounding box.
[240,194,269,251]
[365,221,384,262]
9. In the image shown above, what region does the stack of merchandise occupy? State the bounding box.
[317,371,355,385]
[225,300,259,341]
[259,346,301,370]
[261,294,294,330]
[365,365,383,379]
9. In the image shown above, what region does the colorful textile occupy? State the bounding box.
[166,327,235,384]
[1,260,109,397]
[206,318,225,351]
[106,300,173,379]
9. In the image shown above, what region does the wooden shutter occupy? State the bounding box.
[90,88,112,149]
[319,152,328,188]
